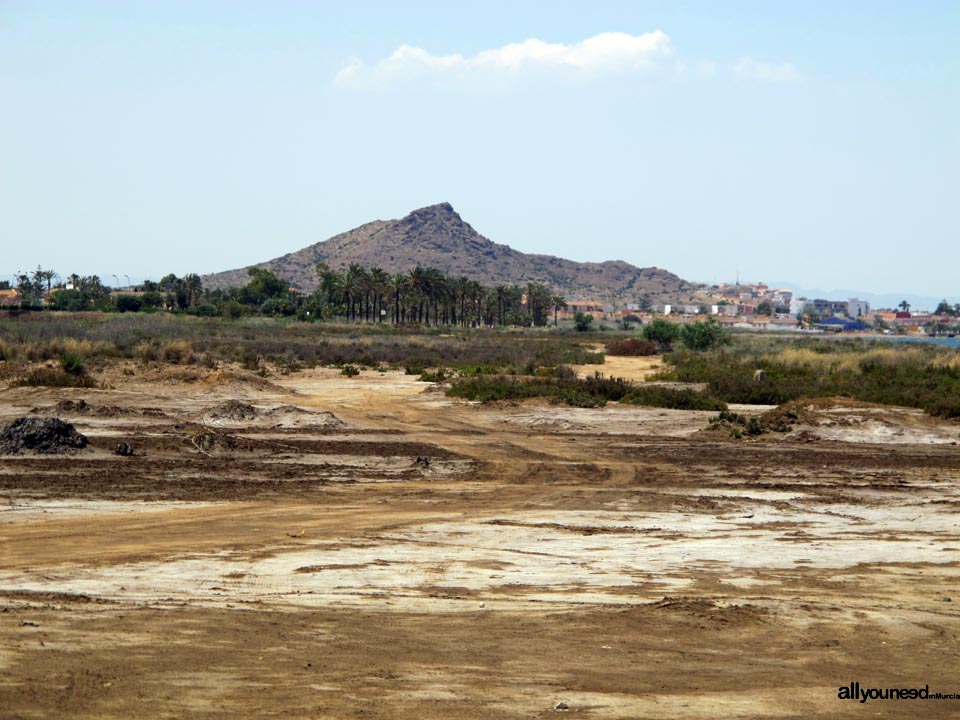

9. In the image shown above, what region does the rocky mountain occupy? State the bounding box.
[202,203,697,304]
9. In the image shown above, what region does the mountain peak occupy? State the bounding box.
[401,202,461,224]
[201,203,692,304]
[394,202,475,243]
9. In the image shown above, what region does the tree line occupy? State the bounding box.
[3,264,571,327]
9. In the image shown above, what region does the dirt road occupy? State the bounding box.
[1,364,958,718]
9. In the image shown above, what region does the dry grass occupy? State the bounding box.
[768,346,931,373]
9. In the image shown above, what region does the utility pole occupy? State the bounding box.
[112,274,120,291]
[124,274,131,290]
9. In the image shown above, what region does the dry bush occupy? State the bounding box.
[135,340,156,363]
[17,366,98,389]
[24,340,65,362]
[605,338,658,357]
[160,339,195,364]
[62,338,114,358]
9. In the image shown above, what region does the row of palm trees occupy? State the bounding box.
[315,263,568,327]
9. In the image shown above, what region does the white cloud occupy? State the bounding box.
[334,33,800,88]
[734,56,801,82]
[335,31,674,84]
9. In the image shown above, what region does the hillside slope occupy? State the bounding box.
[202,203,696,303]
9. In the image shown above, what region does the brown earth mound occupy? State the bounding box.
[204,400,258,422]
[701,396,959,444]
[32,400,136,418]
[55,399,93,415]
[201,401,343,429]
[0,417,88,455]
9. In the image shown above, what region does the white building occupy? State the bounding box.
[847,298,870,318]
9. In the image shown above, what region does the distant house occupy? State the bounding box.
[565,300,605,314]
[847,298,870,318]
[811,299,849,317]
[819,317,870,332]
[558,300,608,320]
[0,289,21,307]
[771,316,799,328]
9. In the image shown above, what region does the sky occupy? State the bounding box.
[1,1,958,298]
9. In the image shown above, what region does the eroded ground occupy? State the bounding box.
[1,361,958,718]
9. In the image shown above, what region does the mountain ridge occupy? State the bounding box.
[202,202,696,303]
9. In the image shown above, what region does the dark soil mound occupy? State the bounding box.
[55,399,92,415]
[204,400,258,422]
[0,417,89,455]
[33,400,133,418]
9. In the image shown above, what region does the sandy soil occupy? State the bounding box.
[572,354,665,382]
[1,360,958,718]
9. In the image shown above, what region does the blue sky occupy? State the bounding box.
[2,1,957,297]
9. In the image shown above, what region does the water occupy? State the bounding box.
[882,335,960,348]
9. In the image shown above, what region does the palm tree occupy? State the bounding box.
[344,264,366,321]
[424,268,447,325]
[898,300,911,313]
[389,273,408,324]
[368,267,389,322]
[552,294,567,327]
[466,281,485,327]
[317,263,342,316]
[408,266,429,323]
[493,285,508,326]
[183,273,203,308]
[348,265,370,321]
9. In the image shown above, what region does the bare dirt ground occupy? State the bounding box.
[571,354,664,382]
[1,360,959,719]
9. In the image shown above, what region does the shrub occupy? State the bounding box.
[621,386,727,411]
[160,340,194,364]
[136,340,160,363]
[605,338,658,357]
[192,303,220,317]
[340,364,360,377]
[680,317,729,351]
[140,291,164,308]
[579,371,632,402]
[447,375,554,403]
[59,352,85,376]
[114,295,143,313]
[238,349,261,371]
[18,367,97,388]
[222,301,245,319]
[404,361,427,375]
[419,368,449,383]
[641,319,681,350]
[573,312,594,332]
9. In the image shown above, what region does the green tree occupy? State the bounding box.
[115,295,143,313]
[680,317,729,351]
[755,301,773,316]
[641,318,681,350]
[245,267,287,302]
[368,267,389,322]
[573,312,594,332]
[552,295,567,327]
[389,273,408,324]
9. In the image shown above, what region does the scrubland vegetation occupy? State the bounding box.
[0,313,603,376]
[655,337,960,418]
[2,311,960,419]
